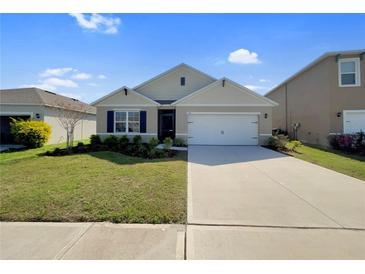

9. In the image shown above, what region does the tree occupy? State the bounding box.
[56,100,90,152]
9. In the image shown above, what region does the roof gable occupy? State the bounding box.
[91,86,160,106]
[134,63,216,100]
[173,78,278,106]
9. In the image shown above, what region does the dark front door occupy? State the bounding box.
[158,109,175,141]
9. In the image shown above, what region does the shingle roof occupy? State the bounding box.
[0,88,96,114]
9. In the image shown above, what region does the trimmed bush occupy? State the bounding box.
[133,135,142,145]
[119,135,129,151]
[10,118,51,148]
[173,138,186,147]
[90,134,102,147]
[104,135,119,150]
[163,137,173,150]
[285,140,302,152]
[266,134,289,150]
[148,137,159,149]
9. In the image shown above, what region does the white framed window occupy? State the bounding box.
[114,111,140,133]
[338,58,361,87]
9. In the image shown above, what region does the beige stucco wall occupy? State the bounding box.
[96,105,272,145]
[267,54,365,146]
[0,104,45,120]
[175,106,273,145]
[329,55,365,134]
[135,66,215,100]
[267,85,286,130]
[44,107,96,144]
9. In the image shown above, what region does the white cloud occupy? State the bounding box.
[39,67,76,78]
[98,74,106,79]
[22,77,79,91]
[244,85,267,91]
[69,13,121,34]
[60,93,82,100]
[42,78,78,88]
[228,49,261,64]
[72,73,91,80]
[259,79,270,83]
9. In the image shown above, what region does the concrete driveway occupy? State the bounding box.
[187,145,365,259]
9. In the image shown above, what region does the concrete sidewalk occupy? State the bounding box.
[0,222,185,260]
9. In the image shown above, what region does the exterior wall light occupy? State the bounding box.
[264,113,268,119]
[337,112,341,117]
[35,113,41,119]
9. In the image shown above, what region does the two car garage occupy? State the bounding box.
[187,113,259,146]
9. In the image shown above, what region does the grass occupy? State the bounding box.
[0,143,187,223]
[288,144,365,181]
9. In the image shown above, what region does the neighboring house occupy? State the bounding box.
[266,50,365,146]
[92,64,277,145]
[0,88,96,144]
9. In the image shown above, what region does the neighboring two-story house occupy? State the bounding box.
[266,50,365,146]
[92,64,277,145]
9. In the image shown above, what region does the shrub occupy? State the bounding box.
[163,137,173,150]
[285,140,302,152]
[119,135,129,151]
[266,134,289,150]
[103,135,119,150]
[173,138,186,147]
[328,132,365,155]
[148,137,159,149]
[327,135,340,150]
[272,128,288,136]
[10,118,51,148]
[90,134,102,147]
[133,135,142,145]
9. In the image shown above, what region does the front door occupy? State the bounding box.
[158,110,175,141]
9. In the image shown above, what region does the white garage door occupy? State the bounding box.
[188,113,259,145]
[344,110,365,134]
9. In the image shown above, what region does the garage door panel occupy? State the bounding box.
[188,113,258,145]
[344,111,365,134]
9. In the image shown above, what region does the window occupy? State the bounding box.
[338,58,361,87]
[115,111,140,133]
[180,77,186,86]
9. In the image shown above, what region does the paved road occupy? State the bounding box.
[187,146,365,259]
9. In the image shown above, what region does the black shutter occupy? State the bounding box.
[140,111,147,133]
[107,111,114,133]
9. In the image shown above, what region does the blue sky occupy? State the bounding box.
[1,13,364,102]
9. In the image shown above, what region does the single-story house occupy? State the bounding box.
[92,63,277,145]
[0,88,96,144]
[265,49,365,146]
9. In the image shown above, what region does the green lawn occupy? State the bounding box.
[0,143,187,223]
[288,144,365,181]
